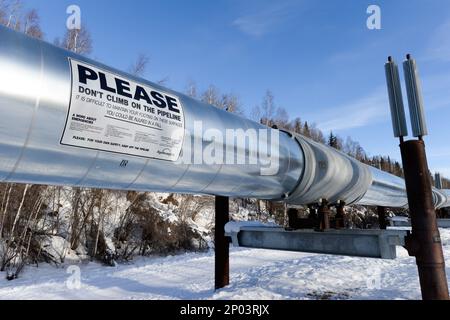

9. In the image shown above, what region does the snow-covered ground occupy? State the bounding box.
[1,229,449,300]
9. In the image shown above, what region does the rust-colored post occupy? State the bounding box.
[318,201,330,230]
[215,196,230,290]
[377,206,388,229]
[335,203,345,229]
[287,207,299,229]
[400,140,449,300]
[308,205,318,227]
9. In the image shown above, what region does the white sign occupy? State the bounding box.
[61,59,185,161]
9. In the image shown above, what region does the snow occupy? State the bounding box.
[38,235,82,264]
[1,229,449,300]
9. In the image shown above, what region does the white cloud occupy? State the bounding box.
[428,147,450,158]
[314,88,389,132]
[427,20,450,62]
[232,1,302,37]
[420,73,450,111]
[311,69,450,134]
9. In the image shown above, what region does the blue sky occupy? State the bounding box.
[24,0,450,177]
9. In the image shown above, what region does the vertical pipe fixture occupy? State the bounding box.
[215,196,230,290]
[377,206,387,230]
[401,141,449,299]
[385,56,408,138]
[385,54,450,300]
[403,54,428,138]
[335,202,345,229]
[318,200,330,231]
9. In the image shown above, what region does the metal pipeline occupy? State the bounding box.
[0,26,449,209]
[0,26,302,199]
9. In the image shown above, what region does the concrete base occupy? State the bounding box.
[226,227,408,259]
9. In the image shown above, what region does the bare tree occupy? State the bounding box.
[0,1,42,39]
[0,184,47,277]
[0,183,12,238]
[0,0,9,25]
[4,0,21,30]
[186,79,197,98]
[219,93,243,114]
[58,25,92,54]
[129,53,169,85]
[129,54,149,77]
[261,90,275,126]
[273,107,290,129]
[201,85,220,107]
[10,184,29,236]
[156,76,169,86]
[250,105,262,123]
[309,123,326,144]
[23,9,42,39]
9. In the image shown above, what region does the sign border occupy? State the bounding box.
[60,57,185,162]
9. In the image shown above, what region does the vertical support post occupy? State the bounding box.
[385,54,448,299]
[215,196,229,290]
[335,203,345,229]
[377,206,387,230]
[436,209,442,219]
[287,207,299,229]
[308,205,319,230]
[401,140,449,300]
[318,201,330,231]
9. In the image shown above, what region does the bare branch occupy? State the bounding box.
[129,54,149,77]
[201,85,220,107]
[23,9,42,39]
[185,79,197,98]
[61,25,92,54]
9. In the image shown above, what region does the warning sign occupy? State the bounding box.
[60,58,185,161]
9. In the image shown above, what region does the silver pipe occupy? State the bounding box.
[0,26,449,209]
[358,167,408,207]
[0,26,302,199]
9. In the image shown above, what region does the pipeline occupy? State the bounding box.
[0,26,449,209]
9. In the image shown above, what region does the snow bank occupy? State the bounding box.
[1,228,450,299]
[38,236,85,264]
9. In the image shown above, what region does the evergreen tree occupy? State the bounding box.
[328,131,338,149]
[303,121,311,138]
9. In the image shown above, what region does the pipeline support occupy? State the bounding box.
[318,201,330,231]
[377,206,388,230]
[400,140,449,300]
[335,204,345,229]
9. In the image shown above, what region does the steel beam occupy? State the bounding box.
[226,227,408,259]
[389,217,450,229]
